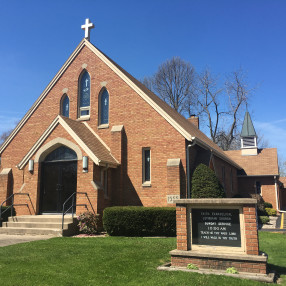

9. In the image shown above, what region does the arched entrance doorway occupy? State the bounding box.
[40,146,77,213]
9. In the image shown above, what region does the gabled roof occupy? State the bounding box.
[225,148,279,176]
[18,115,118,169]
[241,111,257,137]
[0,39,240,169]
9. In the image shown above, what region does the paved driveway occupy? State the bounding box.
[0,234,53,247]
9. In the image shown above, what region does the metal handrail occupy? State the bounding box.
[61,192,95,232]
[0,193,34,226]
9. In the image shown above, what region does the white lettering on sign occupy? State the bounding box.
[167,195,180,204]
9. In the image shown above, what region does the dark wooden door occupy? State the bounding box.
[40,161,77,213]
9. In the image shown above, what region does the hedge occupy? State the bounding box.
[103,206,176,237]
[0,206,16,222]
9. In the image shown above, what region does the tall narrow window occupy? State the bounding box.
[61,94,69,117]
[99,88,109,125]
[79,71,90,118]
[142,148,151,184]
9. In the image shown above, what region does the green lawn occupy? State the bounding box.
[0,232,284,285]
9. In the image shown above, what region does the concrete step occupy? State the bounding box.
[2,222,70,230]
[8,215,75,224]
[1,215,79,236]
[0,227,63,236]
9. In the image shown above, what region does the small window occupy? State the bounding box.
[61,94,69,117]
[142,148,151,184]
[79,70,91,118]
[256,181,261,195]
[99,88,109,125]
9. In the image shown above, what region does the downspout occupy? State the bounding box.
[274,176,286,213]
[186,139,197,198]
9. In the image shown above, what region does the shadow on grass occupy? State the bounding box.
[268,263,286,277]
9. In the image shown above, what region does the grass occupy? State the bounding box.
[0,232,284,285]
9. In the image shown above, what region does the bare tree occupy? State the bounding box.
[141,58,254,151]
[141,76,154,92]
[193,68,224,144]
[0,129,12,146]
[150,57,196,114]
[193,68,252,150]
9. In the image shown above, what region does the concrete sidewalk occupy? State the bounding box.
[0,234,53,247]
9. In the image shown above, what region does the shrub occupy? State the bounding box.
[251,194,268,216]
[264,202,273,209]
[226,267,238,274]
[187,263,199,270]
[265,208,277,216]
[77,211,101,234]
[0,206,16,223]
[191,164,225,198]
[103,206,176,237]
[259,216,270,224]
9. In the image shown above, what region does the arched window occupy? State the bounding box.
[99,88,109,125]
[61,94,69,117]
[44,146,77,162]
[79,70,90,118]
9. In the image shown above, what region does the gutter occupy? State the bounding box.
[186,139,197,198]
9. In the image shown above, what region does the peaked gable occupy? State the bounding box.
[18,115,118,169]
[0,39,240,169]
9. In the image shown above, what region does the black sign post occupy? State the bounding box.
[192,208,241,247]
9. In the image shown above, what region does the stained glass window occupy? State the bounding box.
[79,71,90,117]
[61,94,69,117]
[100,89,109,125]
[143,148,151,182]
[44,146,77,162]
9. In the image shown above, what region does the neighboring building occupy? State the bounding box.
[0,20,241,217]
[225,111,282,210]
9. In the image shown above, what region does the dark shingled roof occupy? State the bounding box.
[60,116,118,166]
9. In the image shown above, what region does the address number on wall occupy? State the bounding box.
[167,195,180,204]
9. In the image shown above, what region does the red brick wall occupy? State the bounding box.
[0,45,187,211]
[238,176,277,209]
[176,205,188,251]
[171,256,266,274]
[212,156,238,197]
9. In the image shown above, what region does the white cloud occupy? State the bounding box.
[254,120,286,157]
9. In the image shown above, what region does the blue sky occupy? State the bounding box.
[0,0,286,159]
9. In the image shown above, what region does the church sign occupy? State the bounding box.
[192,208,241,247]
[169,199,269,275]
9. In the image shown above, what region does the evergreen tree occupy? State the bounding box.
[191,164,225,198]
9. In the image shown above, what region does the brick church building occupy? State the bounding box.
[0,19,284,220]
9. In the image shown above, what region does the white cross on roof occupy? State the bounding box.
[81,18,94,41]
